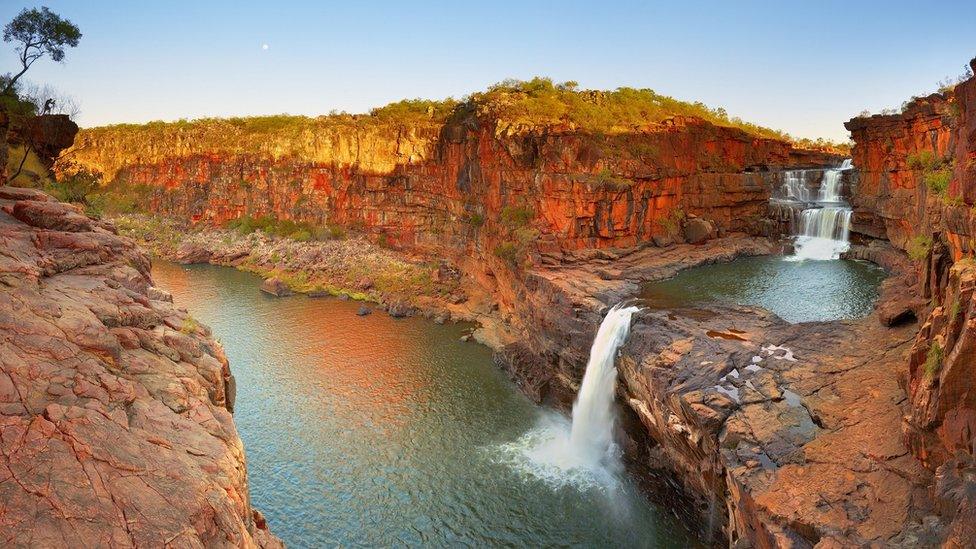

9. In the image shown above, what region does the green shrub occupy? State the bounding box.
[907,151,938,171]
[180,316,199,334]
[327,224,346,239]
[656,207,686,237]
[500,205,534,227]
[493,241,521,267]
[950,298,962,322]
[289,229,312,242]
[465,212,485,227]
[944,192,965,207]
[226,214,330,241]
[924,341,943,379]
[924,167,952,196]
[907,234,933,262]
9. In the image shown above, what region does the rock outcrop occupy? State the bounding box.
[0,186,280,547]
[62,108,838,257]
[846,58,976,547]
[495,236,941,546]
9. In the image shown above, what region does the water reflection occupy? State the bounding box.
[641,256,886,323]
[151,260,695,548]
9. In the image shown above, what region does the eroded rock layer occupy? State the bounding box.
[0,186,280,547]
[65,114,838,254]
[846,58,976,547]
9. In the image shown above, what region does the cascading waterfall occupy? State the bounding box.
[817,158,852,202]
[497,303,640,489]
[568,304,641,464]
[778,159,854,261]
[780,170,816,202]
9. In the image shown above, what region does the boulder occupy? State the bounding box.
[174,242,212,264]
[387,301,414,318]
[683,217,714,244]
[356,305,372,316]
[260,277,293,297]
[652,233,674,248]
[876,276,922,327]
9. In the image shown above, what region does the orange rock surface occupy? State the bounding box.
[0,186,281,547]
[64,114,838,254]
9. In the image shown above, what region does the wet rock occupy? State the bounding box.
[260,277,293,297]
[357,305,372,316]
[387,301,414,318]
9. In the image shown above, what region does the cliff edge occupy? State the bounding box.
[0,185,281,547]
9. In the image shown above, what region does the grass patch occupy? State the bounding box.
[656,207,686,238]
[907,234,933,262]
[500,205,534,228]
[924,341,943,380]
[591,167,633,191]
[179,316,199,334]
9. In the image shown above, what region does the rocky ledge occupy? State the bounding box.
[0,187,280,547]
[496,235,967,546]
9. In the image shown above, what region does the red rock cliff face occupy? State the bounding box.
[847,60,976,545]
[65,114,837,256]
[846,61,976,258]
[0,186,281,547]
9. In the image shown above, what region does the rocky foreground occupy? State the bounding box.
[0,186,280,547]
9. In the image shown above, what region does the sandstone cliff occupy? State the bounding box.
[61,87,840,257]
[0,186,280,546]
[847,58,976,546]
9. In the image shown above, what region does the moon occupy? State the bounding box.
[261,43,269,51]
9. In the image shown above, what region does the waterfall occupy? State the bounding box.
[780,170,816,202]
[777,160,854,261]
[568,304,640,464]
[497,304,640,490]
[818,158,851,202]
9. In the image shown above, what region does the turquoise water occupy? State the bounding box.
[151,261,696,548]
[640,256,886,323]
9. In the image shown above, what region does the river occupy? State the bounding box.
[151,260,695,548]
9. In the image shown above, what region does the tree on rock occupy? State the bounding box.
[2,7,81,96]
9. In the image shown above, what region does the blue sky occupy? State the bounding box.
[1,1,973,140]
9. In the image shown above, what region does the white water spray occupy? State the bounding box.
[568,304,641,464]
[495,304,640,489]
[779,160,854,261]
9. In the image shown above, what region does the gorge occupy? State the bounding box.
[4,57,976,547]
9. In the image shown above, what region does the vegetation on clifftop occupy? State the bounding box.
[64,77,848,182]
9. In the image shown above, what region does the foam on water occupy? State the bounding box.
[496,304,640,492]
[777,160,854,261]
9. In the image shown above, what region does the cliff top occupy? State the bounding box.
[72,77,848,159]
